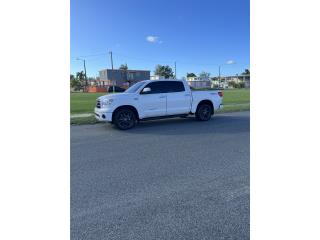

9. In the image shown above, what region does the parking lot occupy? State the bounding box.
[71,111,250,239]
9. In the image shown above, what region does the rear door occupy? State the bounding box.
[165,81,191,115]
[138,81,167,118]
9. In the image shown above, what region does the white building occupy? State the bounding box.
[218,74,250,88]
[186,77,211,89]
[150,75,166,80]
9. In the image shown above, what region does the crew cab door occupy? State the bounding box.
[138,81,167,118]
[166,81,191,115]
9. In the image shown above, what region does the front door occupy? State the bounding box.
[138,81,167,118]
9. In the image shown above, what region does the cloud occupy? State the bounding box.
[226,60,236,64]
[146,35,160,43]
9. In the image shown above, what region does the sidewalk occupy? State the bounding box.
[71,113,93,118]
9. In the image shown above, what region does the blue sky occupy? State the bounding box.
[71,0,250,78]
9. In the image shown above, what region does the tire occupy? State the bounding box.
[113,108,136,130]
[195,103,213,121]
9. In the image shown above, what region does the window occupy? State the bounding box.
[143,81,167,94]
[165,81,185,93]
[142,81,185,94]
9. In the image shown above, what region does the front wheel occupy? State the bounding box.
[113,108,136,130]
[195,104,213,121]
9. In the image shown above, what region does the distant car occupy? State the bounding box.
[106,86,126,93]
[95,79,223,130]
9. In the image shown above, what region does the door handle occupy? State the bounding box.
[185,94,190,96]
[159,96,166,98]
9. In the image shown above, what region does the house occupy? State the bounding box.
[186,76,211,89]
[98,69,150,88]
[215,74,250,88]
[150,75,166,80]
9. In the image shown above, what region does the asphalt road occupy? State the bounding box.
[71,111,250,240]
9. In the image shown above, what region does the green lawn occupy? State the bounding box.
[223,89,250,104]
[71,92,107,114]
[70,89,250,115]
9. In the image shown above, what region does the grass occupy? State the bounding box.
[223,88,250,104]
[218,103,250,113]
[71,92,106,114]
[70,89,250,124]
[71,115,99,125]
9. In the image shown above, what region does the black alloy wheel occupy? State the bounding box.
[114,108,136,130]
[196,104,212,121]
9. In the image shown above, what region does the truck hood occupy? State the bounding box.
[97,92,135,101]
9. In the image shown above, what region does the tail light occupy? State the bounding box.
[218,91,223,97]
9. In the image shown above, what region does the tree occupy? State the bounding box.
[154,65,174,79]
[119,63,128,71]
[71,74,81,90]
[70,74,79,89]
[187,73,197,78]
[199,71,210,79]
[242,69,250,75]
[239,82,245,88]
[229,80,237,88]
[70,78,79,88]
[72,71,86,91]
[76,71,86,83]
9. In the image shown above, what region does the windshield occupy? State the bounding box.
[125,81,146,93]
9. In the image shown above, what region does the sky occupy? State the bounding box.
[71,0,250,78]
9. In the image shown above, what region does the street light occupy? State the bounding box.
[76,57,88,88]
[218,60,236,89]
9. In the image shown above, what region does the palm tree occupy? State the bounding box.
[76,71,86,83]
[119,63,128,71]
[75,71,86,91]
[242,69,250,75]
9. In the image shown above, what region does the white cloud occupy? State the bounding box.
[226,60,236,64]
[146,35,160,43]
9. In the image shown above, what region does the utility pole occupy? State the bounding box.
[174,61,177,79]
[109,51,115,93]
[83,59,87,87]
[218,65,221,88]
[76,58,88,91]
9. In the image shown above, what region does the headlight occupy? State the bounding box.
[101,99,114,108]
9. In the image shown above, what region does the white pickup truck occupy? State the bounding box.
[94,79,223,130]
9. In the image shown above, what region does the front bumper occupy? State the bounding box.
[94,107,113,122]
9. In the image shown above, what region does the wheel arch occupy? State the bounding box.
[196,100,214,115]
[112,105,140,123]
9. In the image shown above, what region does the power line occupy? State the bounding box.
[74,51,244,67]
[76,53,105,58]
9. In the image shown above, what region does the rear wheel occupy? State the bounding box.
[195,104,212,121]
[113,108,136,130]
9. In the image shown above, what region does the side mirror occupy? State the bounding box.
[141,87,151,94]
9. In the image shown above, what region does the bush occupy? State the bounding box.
[228,81,236,88]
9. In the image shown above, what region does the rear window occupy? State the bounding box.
[165,81,185,93]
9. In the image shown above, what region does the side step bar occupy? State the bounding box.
[140,114,190,122]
